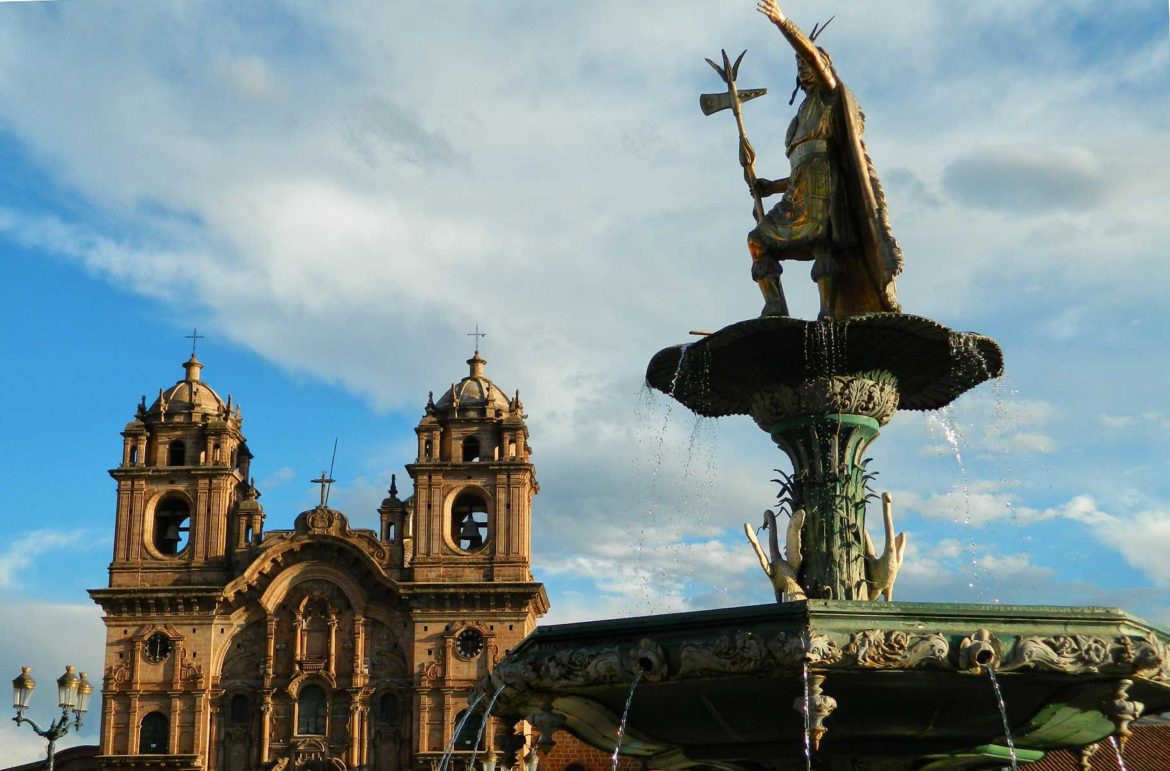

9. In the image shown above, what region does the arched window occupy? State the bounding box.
[153,496,191,555]
[378,692,399,723]
[453,708,486,751]
[424,439,434,460]
[129,445,139,464]
[451,491,489,553]
[140,711,169,754]
[230,694,250,724]
[167,440,185,466]
[462,436,481,462]
[297,685,327,735]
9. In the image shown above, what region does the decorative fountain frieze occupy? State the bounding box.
[477,2,1170,768]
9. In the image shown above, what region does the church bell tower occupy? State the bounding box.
[406,347,537,583]
[107,354,252,587]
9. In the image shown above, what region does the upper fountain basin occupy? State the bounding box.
[646,314,1003,420]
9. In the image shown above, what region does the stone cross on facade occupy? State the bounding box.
[311,470,335,508]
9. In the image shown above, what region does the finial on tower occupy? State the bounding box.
[466,323,487,353]
[311,470,335,508]
[185,327,205,355]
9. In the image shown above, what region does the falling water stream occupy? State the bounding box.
[468,683,508,771]
[437,692,486,771]
[801,662,812,771]
[926,408,981,593]
[611,670,645,771]
[1108,735,1130,771]
[986,667,1018,771]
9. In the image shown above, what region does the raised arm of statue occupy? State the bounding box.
[756,0,837,91]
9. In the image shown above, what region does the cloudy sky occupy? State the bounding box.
[1,0,1168,760]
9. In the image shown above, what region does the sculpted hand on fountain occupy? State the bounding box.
[862,492,906,601]
[744,508,806,601]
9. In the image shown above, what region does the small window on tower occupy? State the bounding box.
[451,491,489,553]
[424,439,433,459]
[153,496,191,556]
[462,436,481,462]
[167,440,185,466]
[129,446,139,464]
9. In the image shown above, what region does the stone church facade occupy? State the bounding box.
[88,350,550,770]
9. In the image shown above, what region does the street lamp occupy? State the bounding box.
[11,665,91,771]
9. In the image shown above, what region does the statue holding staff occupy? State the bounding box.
[748,0,903,320]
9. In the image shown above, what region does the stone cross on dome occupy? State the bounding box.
[466,324,487,353]
[184,327,205,355]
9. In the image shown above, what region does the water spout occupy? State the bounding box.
[986,667,1018,771]
[611,670,644,771]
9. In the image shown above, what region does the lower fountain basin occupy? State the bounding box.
[485,601,1170,770]
[645,314,1003,418]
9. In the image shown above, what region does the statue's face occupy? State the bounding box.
[796,57,817,91]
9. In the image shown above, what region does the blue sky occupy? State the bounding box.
[1,0,1169,760]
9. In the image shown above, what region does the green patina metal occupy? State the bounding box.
[769,413,882,600]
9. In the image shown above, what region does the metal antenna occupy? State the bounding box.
[324,438,338,506]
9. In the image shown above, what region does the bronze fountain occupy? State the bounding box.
[478,4,1170,769]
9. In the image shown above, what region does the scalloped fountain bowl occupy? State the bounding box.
[485,601,1170,770]
[645,314,1002,419]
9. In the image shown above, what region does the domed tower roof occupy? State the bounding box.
[144,354,234,422]
[433,350,512,416]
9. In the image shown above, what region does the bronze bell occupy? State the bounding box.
[458,516,484,548]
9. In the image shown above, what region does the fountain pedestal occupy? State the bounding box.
[646,314,1001,601]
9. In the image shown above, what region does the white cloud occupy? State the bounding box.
[0,599,104,764]
[0,531,89,590]
[0,0,1168,653]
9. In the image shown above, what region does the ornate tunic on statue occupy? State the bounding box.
[749,80,904,318]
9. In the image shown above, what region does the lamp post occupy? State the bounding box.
[11,665,92,771]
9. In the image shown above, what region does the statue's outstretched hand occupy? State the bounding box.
[757,0,786,25]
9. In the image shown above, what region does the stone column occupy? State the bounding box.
[260,693,273,763]
[265,614,276,677]
[293,612,304,660]
[353,616,366,684]
[127,694,141,754]
[100,697,116,754]
[194,692,207,759]
[328,612,338,673]
[169,694,180,753]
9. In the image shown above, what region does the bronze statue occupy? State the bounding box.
[749,0,903,320]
